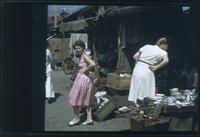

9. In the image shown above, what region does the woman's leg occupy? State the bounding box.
[85,106,92,121]
[68,106,80,126]
[82,106,93,125]
[73,106,80,120]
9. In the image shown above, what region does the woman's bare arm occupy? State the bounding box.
[149,55,169,72]
[133,51,141,62]
[80,54,96,74]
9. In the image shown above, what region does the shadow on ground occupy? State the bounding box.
[48,93,63,104]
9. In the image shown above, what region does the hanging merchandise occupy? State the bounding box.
[116,16,131,73]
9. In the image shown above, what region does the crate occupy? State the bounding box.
[130,117,171,131]
[106,73,131,90]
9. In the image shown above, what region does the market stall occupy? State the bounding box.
[113,89,198,131]
[52,5,199,131]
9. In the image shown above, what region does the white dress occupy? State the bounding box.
[46,49,55,98]
[128,45,167,103]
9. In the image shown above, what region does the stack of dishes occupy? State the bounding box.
[153,94,166,104]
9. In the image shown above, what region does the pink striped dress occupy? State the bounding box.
[68,55,95,107]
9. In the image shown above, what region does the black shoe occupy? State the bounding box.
[47,98,55,104]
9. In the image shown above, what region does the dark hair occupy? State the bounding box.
[155,37,169,46]
[73,40,86,49]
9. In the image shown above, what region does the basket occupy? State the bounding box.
[93,97,117,121]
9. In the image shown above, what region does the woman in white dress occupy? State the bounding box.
[128,37,169,104]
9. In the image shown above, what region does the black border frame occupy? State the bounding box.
[0,0,199,137]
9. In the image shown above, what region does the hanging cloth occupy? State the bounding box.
[116,16,131,73]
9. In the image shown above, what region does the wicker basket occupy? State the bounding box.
[93,98,117,122]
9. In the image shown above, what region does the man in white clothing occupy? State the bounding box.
[46,37,55,103]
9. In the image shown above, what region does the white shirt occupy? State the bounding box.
[46,49,53,74]
[139,44,167,65]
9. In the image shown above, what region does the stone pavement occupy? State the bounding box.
[45,70,131,131]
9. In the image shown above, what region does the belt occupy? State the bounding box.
[138,60,152,65]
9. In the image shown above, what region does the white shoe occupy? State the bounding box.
[82,120,94,125]
[68,118,80,126]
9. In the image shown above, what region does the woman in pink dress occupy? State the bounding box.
[68,40,96,126]
[128,37,169,105]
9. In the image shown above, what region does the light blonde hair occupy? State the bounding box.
[155,37,168,46]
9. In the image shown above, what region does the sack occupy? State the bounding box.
[71,70,78,81]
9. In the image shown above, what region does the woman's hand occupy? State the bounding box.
[149,55,169,72]
[79,69,85,74]
[149,65,158,72]
[83,54,96,71]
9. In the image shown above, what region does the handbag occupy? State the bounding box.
[70,60,79,81]
[71,69,78,81]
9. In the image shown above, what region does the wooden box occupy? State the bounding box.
[130,117,171,131]
[106,73,131,90]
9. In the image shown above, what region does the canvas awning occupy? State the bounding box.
[59,19,89,33]
[104,6,153,17]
